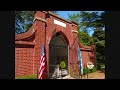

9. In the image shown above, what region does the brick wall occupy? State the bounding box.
[15,11,96,79]
[80,45,96,69]
[15,45,34,77]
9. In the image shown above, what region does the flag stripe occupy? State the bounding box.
[39,55,45,72]
[39,61,45,75]
[78,46,83,75]
[39,66,45,79]
[38,44,45,79]
[39,58,45,78]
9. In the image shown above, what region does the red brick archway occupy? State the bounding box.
[49,31,69,78]
[15,11,96,79]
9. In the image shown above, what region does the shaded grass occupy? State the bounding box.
[16,74,37,79]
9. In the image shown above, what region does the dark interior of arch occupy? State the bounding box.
[49,32,68,79]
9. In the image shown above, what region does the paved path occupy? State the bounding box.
[57,75,76,79]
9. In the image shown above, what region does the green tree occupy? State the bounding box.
[68,11,105,69]
[15,11,59,34]
[92,30,105,65]
[68,11,104,33]
[68,12,81,30]
[15,11,34,34]
[78,30,93,46]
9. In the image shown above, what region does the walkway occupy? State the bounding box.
[62,70,105,79]
[82,70,105,79]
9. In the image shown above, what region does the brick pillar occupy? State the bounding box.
[69,22,80,78]
[92,44,97,68]
[33,11,47,79]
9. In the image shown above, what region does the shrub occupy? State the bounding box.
[97,63,105,70]
[83,68,90,75]
[16,74,37,79]
[59,61,66,69]
[92,67,97,72]
[83,67,97,75]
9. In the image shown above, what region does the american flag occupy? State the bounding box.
[38,44,45,79]
[78,46,83,75]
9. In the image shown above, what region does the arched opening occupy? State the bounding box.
[49,32,69,79]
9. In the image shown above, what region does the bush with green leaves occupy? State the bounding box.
[59,61,66,69]
[83,67,97,75]
[83,68,90,75]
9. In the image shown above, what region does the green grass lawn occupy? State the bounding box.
[16,74,37,79]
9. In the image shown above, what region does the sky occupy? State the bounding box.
[57,11,104,36]
[57,11,104,20]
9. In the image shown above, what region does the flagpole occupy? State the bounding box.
[44,20,46,79]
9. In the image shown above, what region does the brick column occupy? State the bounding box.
[33,11,47,79]
[69,22,80,78]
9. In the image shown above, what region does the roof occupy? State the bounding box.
[79,41,95,51]
[15,27,36,41]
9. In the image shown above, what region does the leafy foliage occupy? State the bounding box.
[68,11,105,68]
[15,11,34,34]
[78,30,93,46]
[93,30,105,65]
[83,67,97,75]
[68,11,104,33]
[15,11,58,34]
[59,61,66,69]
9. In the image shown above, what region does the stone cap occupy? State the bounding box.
[15,27,36,41]
[79,41,95,51]
[70,20,79,25]
[43,11,78,25]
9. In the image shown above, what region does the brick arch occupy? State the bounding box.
[49,31,70,46]
[57,31,70,45]
[15,11,80,78]
[15,27,36,41]
[48,31,69,78]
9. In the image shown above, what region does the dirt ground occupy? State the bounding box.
[64,70,105,79]
[81,70,105,79]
